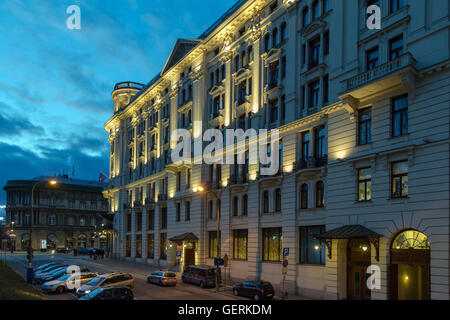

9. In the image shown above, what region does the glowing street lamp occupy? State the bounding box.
[27,178,58,282]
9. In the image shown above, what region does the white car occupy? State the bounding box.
[41,272,98,294]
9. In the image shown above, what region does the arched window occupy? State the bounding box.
[300,184,308,209]
[248,46,253,62]
[263,191,269,213]
[392,230,430,250]
[302,7,309,27]
[242,194,248,216]
[232,196,239,216]
[272,28,278,48]
[78,234,87,248]
[275,188,282,212]
[264,33,270,52]
[208,200,213,219]
[281,22,287,42]
[316,181,324,208]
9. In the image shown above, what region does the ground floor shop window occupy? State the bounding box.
[262,228,282,262]
[233,229,248,260]
[208,231,221,258]
[160,233,167,260]
[78,234,87,248]
[135,235,142,258]
[299,226,326,264]
[147,234,154,259]
[125,235,131,257]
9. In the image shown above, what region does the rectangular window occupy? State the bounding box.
[209,231,221,258]
[281,56,286,79]
[301,131,310,162]
[324,31,329,55]
[269,98,278,123]
[147,234,154,259]
[390,0,404,14]
[185,201,190,221]
[389,35,403,61]
[160,207,167,230]
[233,229,248,260]
[176,203,181,222]
[262,228,282,262]
[299,226,326,264]
[176,171,181,192]
[126,214,131,232]
[160,233,167,260]
[312,1,320,19]
[358,167,372,202]
[147,210,154,230]
[309,37,320,68]
[322,0,330,13]
[309,80,320,107]
[366,47,379,71]
[358,107,372,145]
[391,161,408,198]
[323,75,329,103]
[302,7,309,27]
[392,95,408,137]
[136,212,142,232]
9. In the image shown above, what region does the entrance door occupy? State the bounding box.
[390,230,430,300]
[347,238,371,300]
[184,248,195,269]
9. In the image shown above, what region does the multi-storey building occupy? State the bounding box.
[103,0,450,299]
[3,175,110,252]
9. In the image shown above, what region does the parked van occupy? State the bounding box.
[182,265,221,288]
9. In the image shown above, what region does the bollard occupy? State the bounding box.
[26,267,34,284]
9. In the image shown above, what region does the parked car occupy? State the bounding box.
[34,265,66,282]
[39,266,90,284]
[147,270,177,286]
[56,247,69,253]
[33,263,59,272]
[41,272,98,294]
[182,265,221,288]
[79,286,134,300]
[34,264,63,277]
[233,281,274,300]
[76,273,135,297]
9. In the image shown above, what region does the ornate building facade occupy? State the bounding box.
[104,0,450,299]
[4,175,110,252]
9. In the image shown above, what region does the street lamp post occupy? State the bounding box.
[27,179,57,283]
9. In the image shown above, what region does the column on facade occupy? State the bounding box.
[221,191,231,263]
[142,205,147,260]
[224,58,232,127]
[154,203,161,266]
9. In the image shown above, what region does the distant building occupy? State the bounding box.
[3,175,110,252]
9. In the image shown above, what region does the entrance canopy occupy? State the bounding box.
[169,232,199,242]
[315,225,382,261]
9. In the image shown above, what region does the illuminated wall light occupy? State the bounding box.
[169,192,174,198]
[195,65,201,71]
[250,173,257,181]
[222,180,228,187]
[404,276,409,281]
[193,187,198,192]
[362,246,368,252]
[284,165,293,173]
[314,245,320,251]
[337,151,345,161]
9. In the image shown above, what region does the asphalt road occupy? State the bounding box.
[4,253,247,301]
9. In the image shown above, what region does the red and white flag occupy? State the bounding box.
[98,171,107,185]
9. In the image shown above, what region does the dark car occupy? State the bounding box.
[79,286,134,300]
[182,265,221,288]
[56,247,69,253]
[40,266,90,284]
[233,281,274,300]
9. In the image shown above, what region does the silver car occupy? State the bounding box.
[41,272,98,294]
[76,273,135,297]
[147,270,177,286]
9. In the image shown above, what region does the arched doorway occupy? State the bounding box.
[21,233,30,251]
[78,234,87,248]
[347,238,371,300]
[390,230,430,300]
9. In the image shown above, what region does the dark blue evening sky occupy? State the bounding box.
[0,0,235,213]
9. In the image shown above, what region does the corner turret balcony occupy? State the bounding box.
[340,53,416,99]
[113,81,145,91]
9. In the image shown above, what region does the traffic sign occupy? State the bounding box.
[282,259,289,268]
[282,248,289,257]
[214,258,224,266]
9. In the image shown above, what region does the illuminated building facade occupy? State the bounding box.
[3,175,110,252]
[104,0,450,299]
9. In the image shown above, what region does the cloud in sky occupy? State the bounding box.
[0,0,235,204]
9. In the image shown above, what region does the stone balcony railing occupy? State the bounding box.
[342,53,416,93]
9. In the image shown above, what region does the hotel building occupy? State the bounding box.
[103,0,450,299]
